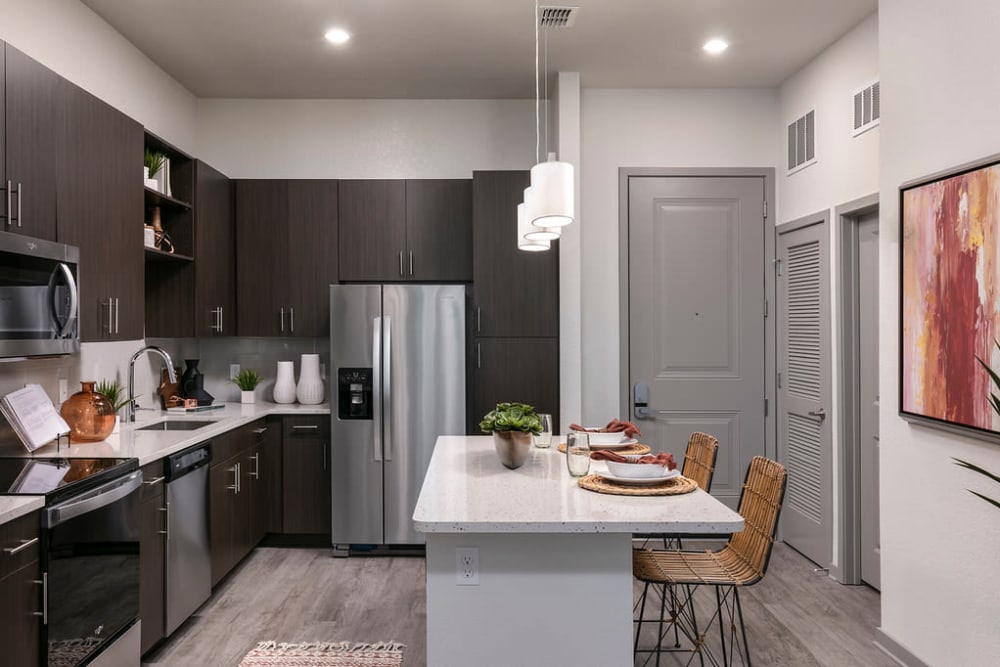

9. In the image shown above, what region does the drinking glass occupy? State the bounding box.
[534,413,553,448]
[565,431,591,477]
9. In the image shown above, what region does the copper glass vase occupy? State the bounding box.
[60,381,116,443]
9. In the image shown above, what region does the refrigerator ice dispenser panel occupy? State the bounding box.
[338,367,373,420]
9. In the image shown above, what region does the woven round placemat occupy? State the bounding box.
[577,473,698,496]
[557,442,651,455]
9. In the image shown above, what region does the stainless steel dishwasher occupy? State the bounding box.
[164,441,212,635]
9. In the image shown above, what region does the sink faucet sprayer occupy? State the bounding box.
[126,345,177,422]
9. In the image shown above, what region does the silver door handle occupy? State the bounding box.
[32,573,47,624]
[227,464,239,492]
[105,298,114,334]
[476,307,481,333]
[477,343,481,369]
[114,297,120,334]
[3,537,38,555]
[4,180,10,225]
[292,424,319,430]
[158,505,168,536]
[373,316,383,462]
[808,408,827,421]
[280,307,285,333]
[408,251,413,276]
[143,476,165,486]
[289,307,294,333]
[46,471,142,527]
[398,251,404,276]
[634,405,661,419]
[383,315,392,462]
[249,453,260,479]
[251,427,267,434]
[211,307,222,333]
[15,182,21,227]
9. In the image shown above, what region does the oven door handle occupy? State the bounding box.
[45,471,143,528]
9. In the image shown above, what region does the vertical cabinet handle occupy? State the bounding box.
[218,306,224,333]
[4,180,10,226]
[280,307,285,333]
[227,464,239,492]
[15,182,22,227]
[211,306,223,333]
[408,251,413,276]
[399,251,404,277]
[158,504,169,537]
[32,573,47,624]
[104,298,114,335]
[249,453,260,479]
[476,307,481,333]
[477,343,481,369]
[289,307,294,333]
[114,297,120,334]
[323,443,328,471]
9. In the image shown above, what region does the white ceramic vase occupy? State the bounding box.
[273,361,297,404]
[296,353,324,405]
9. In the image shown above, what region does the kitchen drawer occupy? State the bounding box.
[0,511,40,578]
[282,415,330,438]
[141,460,166,503]
[210,427,246,465]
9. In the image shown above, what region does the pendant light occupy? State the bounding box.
[517,200,550,251]
[523,186,562,241]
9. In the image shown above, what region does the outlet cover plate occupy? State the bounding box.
[230,364,240,380]
[456,547,479,586]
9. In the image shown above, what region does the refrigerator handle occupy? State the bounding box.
[383,316,392,461]
[372,316,383,462]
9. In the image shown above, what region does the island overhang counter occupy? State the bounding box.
[413,435,744,667]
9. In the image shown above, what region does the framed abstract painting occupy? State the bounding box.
[901,155,1000,440]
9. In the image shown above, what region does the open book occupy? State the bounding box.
[0,384,71,452]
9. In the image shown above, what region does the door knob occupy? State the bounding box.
[807,408,827,421]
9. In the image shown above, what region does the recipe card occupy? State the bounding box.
[0,384,71,452]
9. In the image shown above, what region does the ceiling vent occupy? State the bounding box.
[787,109,816,174]
[853,81,880,136]
[540,6,579,28]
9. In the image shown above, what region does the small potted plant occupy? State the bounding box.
[144,148,165,190]
[95,378,130,433]
[232,368,263,404]
[480,402,542,469]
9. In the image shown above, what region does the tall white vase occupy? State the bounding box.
[296,353,324,405]
[273,361,297,404]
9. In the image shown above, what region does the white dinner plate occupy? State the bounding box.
[595,467,681,486]
[583,438,638,450]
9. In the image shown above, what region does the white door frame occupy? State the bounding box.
[834,192,880,585]
[617,167,777,460]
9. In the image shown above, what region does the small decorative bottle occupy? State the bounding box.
[60,381,116,442]
[296,354,324,405]
[273,361,297,404]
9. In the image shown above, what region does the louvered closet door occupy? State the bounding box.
[777,217,831,568]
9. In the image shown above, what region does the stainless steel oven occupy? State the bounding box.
[0,229,79,359]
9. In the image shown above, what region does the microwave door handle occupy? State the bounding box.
[47,263,78,338]
[45,471,142,528]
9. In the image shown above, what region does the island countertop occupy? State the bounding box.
[412,435,743,534]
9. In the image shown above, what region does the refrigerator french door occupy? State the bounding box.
[331,284,466,547]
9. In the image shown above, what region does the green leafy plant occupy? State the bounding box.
[144,148,166,178]
[231,368,263,391]
[965,339,1000,508]
[480,402,542,434]
[95,378,129,412]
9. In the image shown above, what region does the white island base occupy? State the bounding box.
[426,532,633,667]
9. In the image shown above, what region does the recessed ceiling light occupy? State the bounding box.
[324,27,351,45]
[703,38,729,55]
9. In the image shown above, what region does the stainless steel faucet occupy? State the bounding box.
[126,345,177,422]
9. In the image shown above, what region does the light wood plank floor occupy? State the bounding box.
[143,543,893,667]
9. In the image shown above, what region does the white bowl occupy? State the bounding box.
[605,456,674,479]
[578,430,627,445]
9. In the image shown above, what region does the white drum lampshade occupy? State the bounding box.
[529,159,574,228]
[517,200,550,252]
[522,186,561,242]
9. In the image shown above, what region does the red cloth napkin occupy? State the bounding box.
[569,418,642,438]
[590,450,677,470]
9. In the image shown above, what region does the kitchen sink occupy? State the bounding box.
[137,420,217,432]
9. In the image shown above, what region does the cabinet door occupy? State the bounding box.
[472,337,560,434]
[0,563,41,667]
[195,161,235,336]
[472,171,559,337]
[338,180,406,282]
[246,418,278,547]
[0,43,5,218]
[139,495,165,654]
[282,417,331,534]
[4,45,58,241]
[209,458,239,587]
[405,179,472,282]
[287,180,338,336]
[235,180,288,336]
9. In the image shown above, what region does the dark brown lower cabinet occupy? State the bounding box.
[249,419,282,543]
[0,511,41,667]
[472,338,560,434]
[139,495,165,653]
[282,416,331,535]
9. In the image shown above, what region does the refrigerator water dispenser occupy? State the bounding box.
[338,368,373,420]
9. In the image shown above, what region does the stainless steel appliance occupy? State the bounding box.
[0,230,79,359]
[331,284,466,550]
[164,442,212,635]
[0,456,141,667]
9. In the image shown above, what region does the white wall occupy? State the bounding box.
[579,88,779,422]
[879,2,1000,665]
[776,13,879,572]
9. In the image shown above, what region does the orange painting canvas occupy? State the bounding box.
[902,162,1000,432]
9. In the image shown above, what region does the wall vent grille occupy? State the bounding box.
[787,109,816,174]
[540,6,579,28]
[853,81,880,136]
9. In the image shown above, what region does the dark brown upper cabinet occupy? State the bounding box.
[57,79,144,341]
[338,179,472,282]
[235,179,338,337]
[472,171,559,337]
[194,161,235,336]
[4,44,59,241]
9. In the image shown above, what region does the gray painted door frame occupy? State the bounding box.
[834,193,880,586]
[617,167,777,462]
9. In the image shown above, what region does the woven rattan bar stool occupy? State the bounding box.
[633,456,787,667]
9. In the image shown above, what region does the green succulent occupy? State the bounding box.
[480,402,542,434]
[231,368,263,391]
[95,378,129,412]
[144,148,166,178]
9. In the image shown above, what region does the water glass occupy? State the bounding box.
[565,431,591,477]
[534,413,553,448]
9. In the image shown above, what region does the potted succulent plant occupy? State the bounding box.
[95,378,130,434]
[480,402,543,469]
[232,368,263,404]
[144,148,165,190]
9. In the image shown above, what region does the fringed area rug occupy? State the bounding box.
[239,641,405,667]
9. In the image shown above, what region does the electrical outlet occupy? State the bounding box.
[456,547,479,586]
[58,378,68,403]
[230,364,240,379]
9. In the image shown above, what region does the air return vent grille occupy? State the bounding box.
[540,6,579,28]
[853,81,880,136]
[787,109,816,174]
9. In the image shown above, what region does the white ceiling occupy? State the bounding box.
[81,0,877,99]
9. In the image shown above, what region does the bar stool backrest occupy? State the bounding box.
[682,432,719,492]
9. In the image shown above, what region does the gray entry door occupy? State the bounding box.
[858,212,881,589]
[777,217,832,567]
[628,176,767,509]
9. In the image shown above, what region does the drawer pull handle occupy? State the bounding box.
[143,476,165,486]
[3,537,38,555]
[292,424,320,430]
[251,427,267,434]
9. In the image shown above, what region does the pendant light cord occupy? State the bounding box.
[535,0,540,165]
[544,19,548,159]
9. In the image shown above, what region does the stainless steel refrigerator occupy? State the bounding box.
[330,284,466,549]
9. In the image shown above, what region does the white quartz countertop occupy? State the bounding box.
[0,496,45,524]
[2,402,330,467]
[412,435,744,534]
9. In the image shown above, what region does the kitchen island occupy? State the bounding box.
[413,435,744,667]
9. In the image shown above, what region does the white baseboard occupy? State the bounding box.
[874,628,930,667]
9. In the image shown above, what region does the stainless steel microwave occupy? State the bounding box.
[0,230,80,358]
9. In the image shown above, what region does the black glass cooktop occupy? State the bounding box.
[0,457,138,504]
